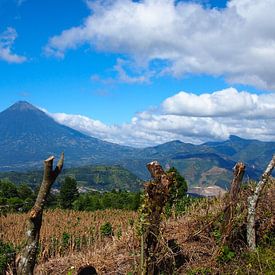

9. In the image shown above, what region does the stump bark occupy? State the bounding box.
[16,153,64,275]
[247,155,275,250]
[140,161,174,275]
[222,162,245,236]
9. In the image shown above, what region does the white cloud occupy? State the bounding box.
[91,58,153,84]
[45,0,275,90]
[162,87,275,119]
[114,58,152,84]
[0,27,26,63]
[47,88,275,147]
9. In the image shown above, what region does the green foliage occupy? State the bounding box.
[0,164,143,192]
[62,232,70,249]
[227,245,275,274]
[100,222,113,237]
[59,177,79,209]
[212,228,222,243]
[174,196,198,217]
[0,240,15,274]
[260,229,275,247]
[243,247,275,274]
[164,195,198,218]
[163,167,190,218]
[67,266,75,275]
[0,180,35,212]
[17,183,34,200]
[167,167,188,203]
[218,245,236,263]
[73,190,141,212]
[0,180,18,198]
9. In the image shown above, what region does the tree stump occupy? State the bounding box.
[139,161,174,275]
[16,153,64,275]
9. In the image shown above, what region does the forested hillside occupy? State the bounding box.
[0,164,143,192]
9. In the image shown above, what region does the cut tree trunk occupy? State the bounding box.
[222,162,245,236]
[247,155,275,250]
[16,153,64,275]
[140,161,174,275]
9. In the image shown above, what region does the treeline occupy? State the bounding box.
[0,177,141,213]
[0,167,188,214]
[73,190,141,211]
[0,180,35,212]
[0,164,143,192]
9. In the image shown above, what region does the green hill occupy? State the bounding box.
[0,165,143,192]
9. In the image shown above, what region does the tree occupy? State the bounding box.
[0,180,18,199]
[17,183,34,200]
[59,176,79,209]
[167,167,188,204]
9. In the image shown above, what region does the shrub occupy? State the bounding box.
[100,222,113,237]
[218,245,235,263]
[0,240,15,274]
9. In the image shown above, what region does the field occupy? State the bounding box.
[1,182,274,274]
[1,209,137,272]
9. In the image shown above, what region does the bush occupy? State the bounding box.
[0,240,15,274]
[100,222,113,237]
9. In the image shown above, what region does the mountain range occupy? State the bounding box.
[1,101,274,188]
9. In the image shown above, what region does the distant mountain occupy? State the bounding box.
[0,101,136,171]
[1,101,274,188]
[0,165,143,192]
[121,136,274,186]
[203,135,275,172]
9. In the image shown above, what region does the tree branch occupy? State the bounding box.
[247,155,275,250]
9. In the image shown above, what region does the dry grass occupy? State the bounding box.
[1,209,136,265]
[1,181,274,274]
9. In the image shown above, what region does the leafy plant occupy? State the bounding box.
[218,245,235,263]
[0,240,15,274]
[100,222,113,237]
[62,232,70,248]
[213,228,221,243]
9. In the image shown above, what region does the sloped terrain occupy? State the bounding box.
[0,101,136,171]
[0,165,143,192]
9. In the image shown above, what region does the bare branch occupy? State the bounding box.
[247,155,275,250]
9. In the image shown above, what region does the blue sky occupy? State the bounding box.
[1,0,275,146]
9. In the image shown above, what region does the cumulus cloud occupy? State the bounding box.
[45,0,275,90]
[162,88,275,118]
[47,88,275,147]
[0,27,26,63]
